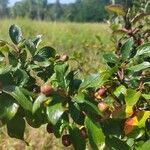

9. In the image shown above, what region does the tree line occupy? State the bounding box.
[0,0,147,22]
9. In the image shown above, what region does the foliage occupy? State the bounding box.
[0,1,150,150]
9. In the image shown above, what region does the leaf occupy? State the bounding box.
[32,94,47,114]
[85,116,105,150]
[114,85,127,97]
[9,25,23,45]
[137,140,150,150]
[79,72,110,90]
[0,93,19,124]
[69,102,85,125]
[135,43,150,57]
[121,37,134,61]
[3,86,33,112]
[138,111,150,128]
[7,115,25,140]
[73,92,85,103]
[125,89,141,106]
[69,126,86,150]
[14,69,29,87]
[128,62,150,72]
[0,65,12,75]
[46,101,65,125]
[32,35,42,48]
[8,53,18,67]
[142,94,150,100]
[105,4,126,16]
[105,136,130,150]
[103,53,119,64]
[131,13,149,24]
[25,39,36,56]
[54,63,69,91]
[34,46,56,61]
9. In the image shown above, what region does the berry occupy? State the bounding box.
[80,126,88,139]
[60,54,69,62]
[46,123,53,134]
[40,84,54,96]
[98,102,109,112]
[62,134,71,147]
[97,88,107,97]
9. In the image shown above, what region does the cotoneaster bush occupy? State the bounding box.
[0,2,150,150]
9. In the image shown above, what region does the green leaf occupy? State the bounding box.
[14,69,29,87]
[8,53,18,67]
[34,46,56,61]
[135,43,150,57]
[3,86,33,112]
[32,94,47,114]
[46,101,65,125]
[0,65,12,75]
[9,25,23,45]
[32,35,42,48]
[137,140,150,150]
[79,72,110,90]
[105,136,130,150]
[103,53,119,64]
[7,115,25,140]
[69,126,86,150]
[25,39,36,56]
[121,37,134,61]
[142,94,150,100]
[114,85,127,97]
[128,62,150,72]
[105,4,126,16]
[73,92,85,103]
[125,89,141,106]
[69,102,85,125]
[85,116,105,150]
[54,63,69,91]
[0,93,19,124]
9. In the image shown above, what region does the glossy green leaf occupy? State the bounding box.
[128,62,150,72]
[121,37,134,61]
[9,25,23,45]
[54,63,69,91]
[25,39,36,56]
[46,101,65,125]
[3,86,33,112]
[0,93,19,124]
[14,69,29,87]
[85,116,105,150]
[32,35,42,48]
[32,94,47,114]
[125,89,141,106]
[7,115,25,139]
[103,53,119,64]
[105,136,130,150]
[34,46,56,61]
[135,43,150,57]
[114,85,126,97]
[69,125,86,150]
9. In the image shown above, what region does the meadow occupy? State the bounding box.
[0,18,112,150]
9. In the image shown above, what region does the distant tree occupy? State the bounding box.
[0,0,9,18]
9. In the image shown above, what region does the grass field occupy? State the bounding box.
[0,18,113,150]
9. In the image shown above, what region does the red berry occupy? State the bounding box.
[97,88,107,98]
[40,84,54,96]
[46,123,53,134]
[80,126,88,139]
[62,134,71,147]
[98,102,109,112]
[60,54,69,62]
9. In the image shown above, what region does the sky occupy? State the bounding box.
[9,0,75,6]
